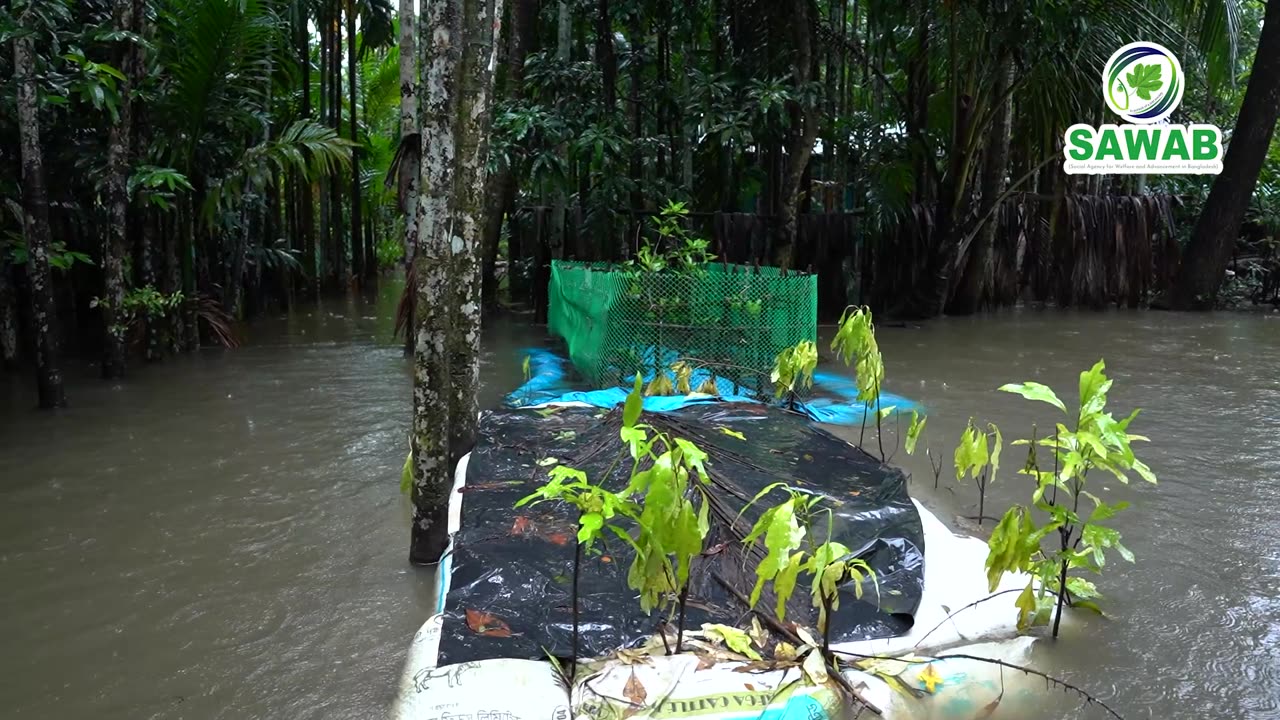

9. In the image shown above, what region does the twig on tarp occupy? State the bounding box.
[911,588,1024,650]
[832,648,1125,720]
[712,572,882,716]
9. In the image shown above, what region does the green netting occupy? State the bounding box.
[548,260,817,392]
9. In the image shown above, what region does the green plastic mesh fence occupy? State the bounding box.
[548,260,817,394]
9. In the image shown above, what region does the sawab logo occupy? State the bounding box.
[1064,42,1222,175]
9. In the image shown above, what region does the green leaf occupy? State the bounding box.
[674,438,709,482]
[1125,63,1163,101]
[1014,581,1037,633]
[623,372,644,428]
[700,624,761,660]
[717,426,746,441]
[1065,576,1102,600]
[400,450,413,495]
[998,382,1067,413]
[1072,599,1106,616]
[1078,359,1111,415]
[578,512,604,543]
[773,552,806,619]
[1132,459,1158,484]
[1089,500,1130,522]
[905,412,926,456]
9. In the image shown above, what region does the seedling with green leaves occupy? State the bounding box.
[517,373,714,664]
[831,306,888,458]
[517,464,640,675]
[954,419,1003,526]
[740,483,877,658]
[985,360,1156,637]
[771,340,818,409]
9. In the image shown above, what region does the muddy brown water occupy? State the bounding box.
[2,287,1278,719]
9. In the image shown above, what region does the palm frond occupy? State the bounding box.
[202,120,354,221]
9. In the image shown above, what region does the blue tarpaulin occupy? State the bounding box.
[506,348,919,425]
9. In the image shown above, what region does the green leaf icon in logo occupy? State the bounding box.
[1125,63,1163,101]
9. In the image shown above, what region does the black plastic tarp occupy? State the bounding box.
[436,403,925,665]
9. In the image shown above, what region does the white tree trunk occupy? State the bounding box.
[14,28,66,408]
[411,0,464,564]
[448,0,504,472]
[399,0,420,261]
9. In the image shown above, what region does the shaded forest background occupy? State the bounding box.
[4,0,1280,409]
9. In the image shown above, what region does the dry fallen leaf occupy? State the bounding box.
[749,617,768,648]
[976,696,1003,719]
[615,648,652,666]
[774,642,798,662]
[795,626,820,649]
[623,671,648,706]
[695,654,716,671]
[801,650,829,686]
[511,516,532,535]
[464,609,513,638]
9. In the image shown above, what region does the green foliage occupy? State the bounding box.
[400,450,413,495]
[517,465,638,549]
[203,121,354,222]
[771,340,817,400]
[1124,63,1164,101]
[90,286,184,336]
[830,305,889,456]
[627,201,716,276]
[904,411,927,456]
[984,360,1156,635]
[5,238,93,271]
[740,484,877,642]
[517,373,712,641]
[61,49,125,121]
[376,233,405,268]
[128,166,192,211]
[954,419,1002,487]
[830,306,884,406]
[701,624,761,660]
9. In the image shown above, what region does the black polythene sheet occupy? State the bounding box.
[436,403,925,665]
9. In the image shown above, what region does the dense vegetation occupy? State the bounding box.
[3,0,1280,413]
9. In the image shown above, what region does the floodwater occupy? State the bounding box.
[2,287,1278,719]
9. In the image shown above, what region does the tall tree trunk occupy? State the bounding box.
[1172,0,1280,310]
[330,1,346,288]
[774,0,819,269]
[411,0,504,564]
[627,7,645,232]
[318,5,332,291]
[948,56,1013,315]
[412,0,465,564]
[101,0,143,379]
[549,0,571,261]
[299,0,317,296]
[14,29,66,408]
[141,211,162,361]
[399,0,420,356]
[480,0,536,307]
[348,1,365,283]
[0,253,18,370]
[448,0,503,487]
